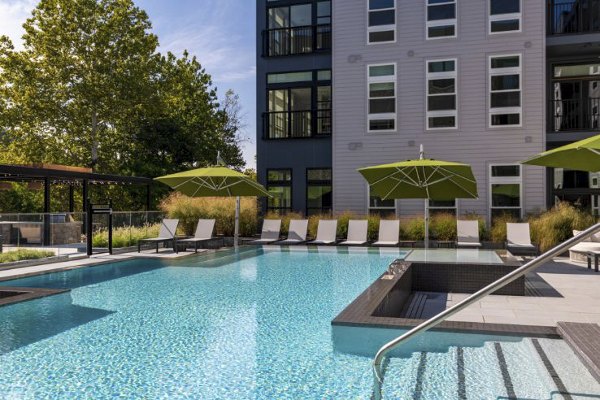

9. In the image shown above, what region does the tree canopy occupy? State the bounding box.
[0,0,244,177]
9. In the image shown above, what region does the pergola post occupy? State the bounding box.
[82,179,89,235]
[68,184,75,213]
[43,177,51,246]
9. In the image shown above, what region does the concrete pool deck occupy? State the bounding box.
[0,249,199,282]
[446,258,600,326]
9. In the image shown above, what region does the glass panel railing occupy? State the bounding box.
[102,211,165,252]
[0,213,86,260]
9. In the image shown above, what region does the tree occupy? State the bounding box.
[0,0,159,171]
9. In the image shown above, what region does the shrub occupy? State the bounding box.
[0,249,55,263]
[403,217,425,241]
[92,224,160,248]
[490,213,519,243]
[529,202,596,252]
[430,213,457,241]
[160,193,258,236]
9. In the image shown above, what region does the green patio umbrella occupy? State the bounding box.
[155,165,271,248]
[522,134,600,172]
[358,145,478,247]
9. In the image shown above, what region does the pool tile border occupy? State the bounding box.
[0,286,69,307]
[332,268,558,338]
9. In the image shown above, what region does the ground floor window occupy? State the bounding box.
[267,169,292,213]
[553,169,600,216]
[489,164,522,220]
[306,168,332,216]
[368,187,395,216]
[428,199,457,216]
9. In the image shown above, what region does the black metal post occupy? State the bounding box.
[108,199,113,255]
[82,179,88,235]
[43,177,51,246]
[86,199,93,256]
[68,184,74,212]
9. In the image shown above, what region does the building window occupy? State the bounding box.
[489,54,521,127]
[427,59,457,129]
[306,168,332,215]
[267,169,292,213]
[368,64,396,132]
[427,0,456,39]
[490,164,522,220]
[429,200,457,216]
[266,70,332,139]
[265,2,331,57]
[368,187,396,215]
[368,0,396,44]
[489,0,520,34]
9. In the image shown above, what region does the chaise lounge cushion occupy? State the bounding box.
[570,230,600,262]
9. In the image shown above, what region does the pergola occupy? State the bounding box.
[0,163,153,213]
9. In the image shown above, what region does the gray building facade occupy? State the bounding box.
[257,0,600,221]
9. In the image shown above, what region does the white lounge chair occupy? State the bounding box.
[456,220,482,248]
[138,219,179,253]
[248,219,282,245]
[277,219,309,245]
[569,230,600,262]
[307,220,338,245]
[506,223,538,256]
[339,220,368,246]
[373,220,400,246]
[177,219,216,253]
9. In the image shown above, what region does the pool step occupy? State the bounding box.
[400,292,448,319]
[557,322,600,382]
[380,336,600,399]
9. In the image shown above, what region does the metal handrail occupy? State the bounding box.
[372,222,600,400]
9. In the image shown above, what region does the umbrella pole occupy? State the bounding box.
[424,199,430,249]
[234,196,240,249]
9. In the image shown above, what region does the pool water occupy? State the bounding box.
[405,248,504,264]
[0,248,598,399]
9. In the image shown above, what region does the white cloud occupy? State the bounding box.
[0,0,36,49]
[156,1,256,85]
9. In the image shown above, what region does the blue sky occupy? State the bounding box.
[0,0,257,168]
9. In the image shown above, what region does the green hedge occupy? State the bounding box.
[0,249,55,263]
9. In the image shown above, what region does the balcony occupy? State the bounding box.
[263,110,332,139]
[548,0,600,35]
[263,25,331,57]
[549,98,600,132]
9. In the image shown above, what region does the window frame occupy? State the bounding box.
[489,163,523,220]
[426,58,458,130]
[306,167,333,215]
[266,168,293,213]
[488,0,522,35]
[367,62,397,133]
[425,0,457,40]
[488,53,522,128]
[265,69,332,139]
[367,0,397,45]
[367,186,396,215]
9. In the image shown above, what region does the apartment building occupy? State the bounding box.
[257,0,600,221]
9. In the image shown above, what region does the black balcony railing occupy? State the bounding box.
[549,98,600,132]
[263,24,332,57]
[548,0,600,35]
[264,110,332,139]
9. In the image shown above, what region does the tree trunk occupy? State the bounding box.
[91,111,98,170]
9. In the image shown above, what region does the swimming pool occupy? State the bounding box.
[0,248,598,399]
